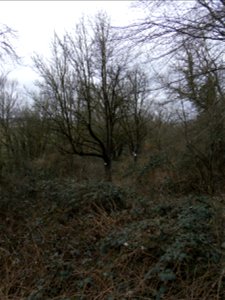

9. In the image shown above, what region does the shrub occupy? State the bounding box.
[37,179,128,216]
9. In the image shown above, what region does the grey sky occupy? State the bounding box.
[0,1,141,87]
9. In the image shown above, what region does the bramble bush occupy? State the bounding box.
[0,178,225,299]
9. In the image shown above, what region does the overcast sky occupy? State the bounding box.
[0,1,141,87]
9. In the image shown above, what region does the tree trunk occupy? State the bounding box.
[104,161,112,182]
[132,151,138,163]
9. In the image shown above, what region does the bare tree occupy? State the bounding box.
[15,106,50,163]
[120,67,150,162]
[33,14,140,181]
[123,0,225,65]
[166,39,225,193]
[0,74,20,170]
[0,24,18,66]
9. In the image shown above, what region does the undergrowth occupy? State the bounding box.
[0,179,225,299]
